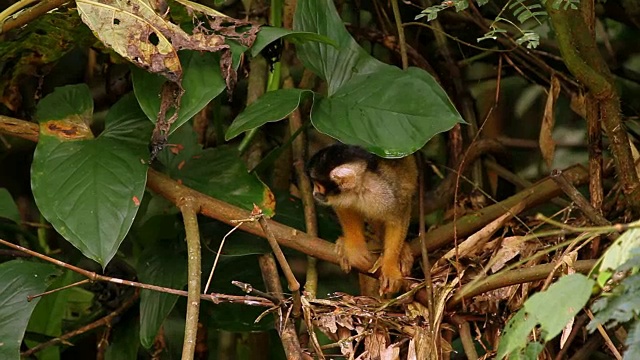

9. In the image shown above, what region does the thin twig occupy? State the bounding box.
[0,238,274,307]
[301,294,326,359]
[255,206,301,317]
[232,280,281,305]
[27,279,91,301]
[22,289,140,357]
[285,76,319,300]
[204,221,244,294]
[585,309,623,360]
[258,254,303,360]
[550,169,611,227]
[417,153,435,333]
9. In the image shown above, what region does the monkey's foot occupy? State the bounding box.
[379,264,403,295]
[335,237,372,273]
[399,243,414,276]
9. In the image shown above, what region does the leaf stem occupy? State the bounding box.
[390,0,408,69]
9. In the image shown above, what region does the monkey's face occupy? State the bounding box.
[307,144,378,206]
[309,163,367,207]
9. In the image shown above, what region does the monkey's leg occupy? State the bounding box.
[379,209,411,295]
[334,208,372,273]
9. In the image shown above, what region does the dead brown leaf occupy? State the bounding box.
[540,75,561,168]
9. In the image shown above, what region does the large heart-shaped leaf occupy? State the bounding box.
[0,260,58,360]
[294,0,465,157]
[225,89,313,140]
[294,0,387,95]
[32,86,152,267]
[137,242,187,348]
[160,125,275,216]
[132,50,226,134]
[312,67,466,157]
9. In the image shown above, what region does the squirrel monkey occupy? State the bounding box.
[307,144,418,294]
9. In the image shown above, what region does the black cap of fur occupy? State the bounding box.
[306,144,379,196]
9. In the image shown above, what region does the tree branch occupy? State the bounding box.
[545,3,640,210]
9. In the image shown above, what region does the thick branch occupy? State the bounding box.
[178,197,202,360]
[409,164,590,255]
[546,4,640,209]
[447,259,597,307]
[145,169,358,269]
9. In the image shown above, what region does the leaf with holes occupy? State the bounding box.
[76,0,192,82]
[0,260,58,360]
[32,86,152,267]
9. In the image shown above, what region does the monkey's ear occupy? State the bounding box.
[330,163,365,190]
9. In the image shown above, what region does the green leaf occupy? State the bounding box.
[496,309,539,359]
[175,146,275,216]
[250,26,337,57]
[132,50,225,134]
[523,342,544,359]
[137,242,187,349]
[294,0,464,157]
[162,314,186,359]
[0,260,58,360]
[294,0,387,95]
[105,312,139,360]
[225,89,313,140]
[600,227,640,272]
[312,67,465,157]
[497,274,594,359]
[32,89,152,267]
[525,274,593,341]
[0,188,20,223]
[161,125,275,216]
[35,84,93,123]
[589,273,640,331]
[25,271,83,360]
[624,320,640,360]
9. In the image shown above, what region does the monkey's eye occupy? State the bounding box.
[313,182,326,196]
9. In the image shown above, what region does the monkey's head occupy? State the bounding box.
[306,144,379,205]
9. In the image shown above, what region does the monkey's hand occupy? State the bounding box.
[335,237,372,273]
[379,244,414,295]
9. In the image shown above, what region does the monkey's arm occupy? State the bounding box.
[334,207,372,272]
